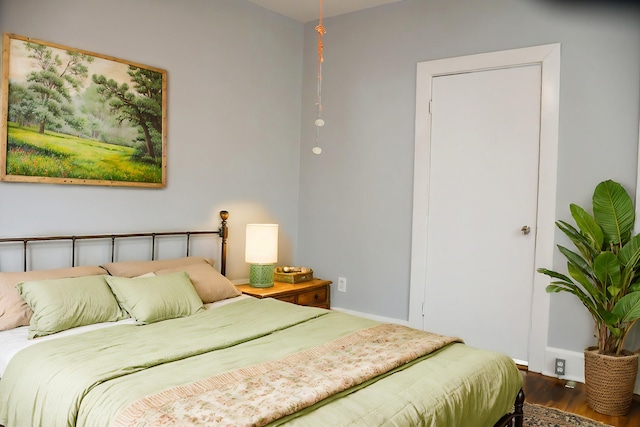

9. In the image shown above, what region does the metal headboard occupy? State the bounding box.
[0,210,229,275]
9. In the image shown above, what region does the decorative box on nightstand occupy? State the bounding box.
[274,267,313,284]
[236,279,331,309]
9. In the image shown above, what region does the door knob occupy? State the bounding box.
[521,226,531,235]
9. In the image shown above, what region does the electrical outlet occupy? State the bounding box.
[338,277,347,292]
[555,358,566,376]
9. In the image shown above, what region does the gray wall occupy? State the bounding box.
[0,0,304,280]
[297,0,640,354]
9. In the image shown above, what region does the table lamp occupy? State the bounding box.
[245,224,278,288]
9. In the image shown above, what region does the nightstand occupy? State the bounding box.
[236,279,331,309]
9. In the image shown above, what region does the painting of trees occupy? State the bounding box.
[92,66,163,161]
[23,42,93,134]
[0,33,167,187]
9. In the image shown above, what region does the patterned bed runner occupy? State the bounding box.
[113,323,461,427]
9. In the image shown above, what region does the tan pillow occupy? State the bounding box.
[155,263,240,303]
[101,256,213,278]
[0,266,108,331]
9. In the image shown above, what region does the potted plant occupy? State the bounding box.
[537,179,640,416]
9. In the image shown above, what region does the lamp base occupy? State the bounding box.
[249,263,275,288]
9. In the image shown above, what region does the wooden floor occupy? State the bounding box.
[522,370,640,427]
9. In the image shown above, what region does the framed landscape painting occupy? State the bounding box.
[0,33,167,187]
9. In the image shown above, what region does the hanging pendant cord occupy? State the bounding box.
[314,0,326,154]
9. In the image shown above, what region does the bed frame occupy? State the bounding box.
[0,208,525,426]
[495,389,524,427]
[0,210,229,275]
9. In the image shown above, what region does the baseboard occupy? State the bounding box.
[330,306,409,326]
[544,346,640,394]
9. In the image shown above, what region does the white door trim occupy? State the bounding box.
[635,117,640,232]
[409,44,561,373]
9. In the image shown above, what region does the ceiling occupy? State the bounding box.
[247,0,404,23]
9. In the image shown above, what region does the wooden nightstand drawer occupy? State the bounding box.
[297,287,327,307]
[277,295,297,304]
[237,279,331,309]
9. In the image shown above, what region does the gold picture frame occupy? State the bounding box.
[1,33,167,187]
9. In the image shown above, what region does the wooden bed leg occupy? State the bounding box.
[513,388,525,427]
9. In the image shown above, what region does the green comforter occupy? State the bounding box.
[0,298,522,427]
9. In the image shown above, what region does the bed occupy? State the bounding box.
[0,211,524,427]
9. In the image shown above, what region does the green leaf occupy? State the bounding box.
[608,285,621,299]
[619,234,640,267]
[545,281,598,316]
[614,236,640,295]
[570,203,604,249]
[593,251,621,288]
[612,292,640,323]
[556,220,598,260]
[538,268,573,284]
[567,262,603,303]
[557,245,593,278]
[592,180,634,246]
[598,308,619,326]
[608,326,622,338]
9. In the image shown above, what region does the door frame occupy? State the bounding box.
[408,44,561,373]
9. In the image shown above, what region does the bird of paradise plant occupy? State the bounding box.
[538,180,640,356]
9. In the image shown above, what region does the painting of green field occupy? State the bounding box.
[2,33,166,187]
[6,123,162,183]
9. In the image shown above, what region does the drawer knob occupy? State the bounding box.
[314,294,319,300]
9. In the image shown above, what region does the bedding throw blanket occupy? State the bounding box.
[113,324,461,427]
[0,298,474,427]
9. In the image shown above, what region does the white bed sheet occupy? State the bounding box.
[0,294,250,378]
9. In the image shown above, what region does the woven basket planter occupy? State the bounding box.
[584,346,639,416]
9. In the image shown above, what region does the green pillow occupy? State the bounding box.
[105,271,204,325]
[17,275,127,339]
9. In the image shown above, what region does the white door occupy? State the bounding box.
[410,44,560,373]
[423,65,541,363]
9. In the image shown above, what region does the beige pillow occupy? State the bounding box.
[155,263,240,303]
[0,266,108,331]
[101,256,213,278]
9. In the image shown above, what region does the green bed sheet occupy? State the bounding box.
[0,297,522,427]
